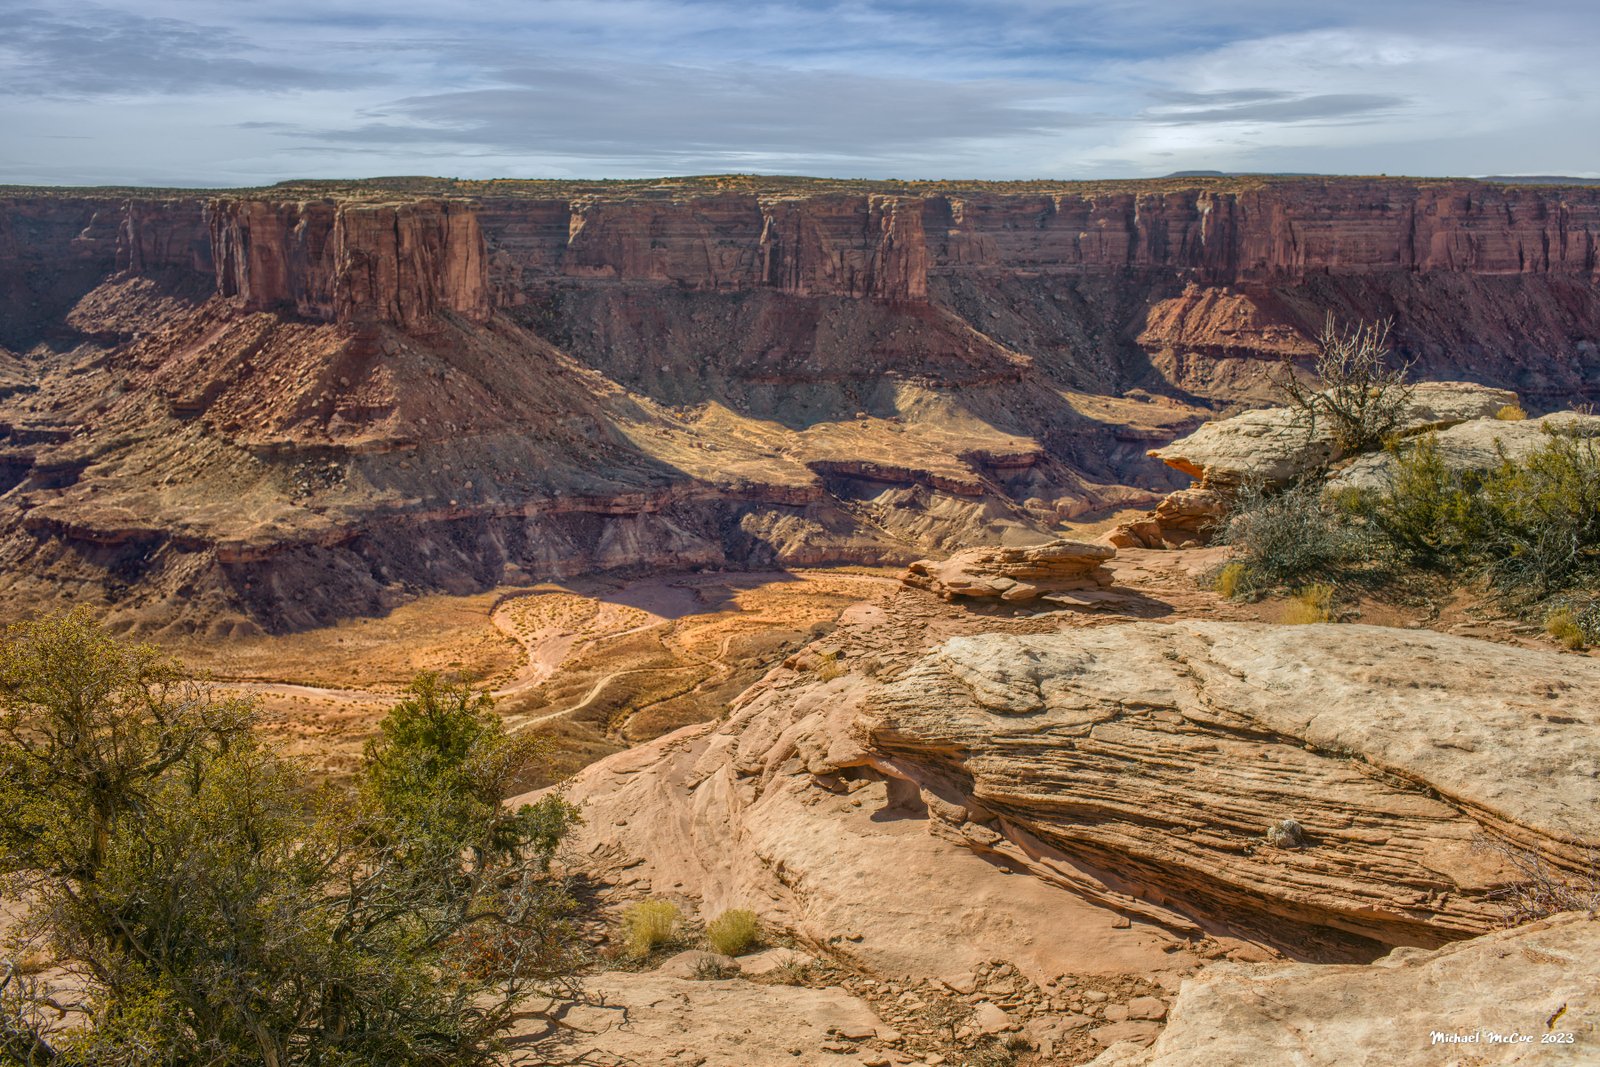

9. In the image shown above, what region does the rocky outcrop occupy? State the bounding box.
[1090,912,1600,1066]
[548,612,1600,983]
[209,199,491,327]
[1148,381,1519,489]
[1329,411,1600,493]
[902,539,1114,601]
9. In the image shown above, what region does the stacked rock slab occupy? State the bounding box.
[1112,381,1519,547]
[1329,411,1600,494]
[901,539,1115,601]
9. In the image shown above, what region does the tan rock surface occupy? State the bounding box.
[519,969,893,1067]
[902,539,1116,601]
[1148,381,1519,488]
[1329,411,1600,493]
[539,605,1600,990]
[1089,912,1600,1067]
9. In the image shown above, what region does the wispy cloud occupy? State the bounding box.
[0,0,1595,184]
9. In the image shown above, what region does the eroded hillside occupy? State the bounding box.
[2,176,1599,634]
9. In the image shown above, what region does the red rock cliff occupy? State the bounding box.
[208,198,491,328]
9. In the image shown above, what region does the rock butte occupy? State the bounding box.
[3,176,1600,633]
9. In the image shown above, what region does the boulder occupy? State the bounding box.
[902,539,1115,601]
[1108,487,1227,549]
[1328,411,1600,494]
[1149,382,1519,489]
[1089,912,1600,1066]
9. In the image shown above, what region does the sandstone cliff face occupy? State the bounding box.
[208,199,490,327]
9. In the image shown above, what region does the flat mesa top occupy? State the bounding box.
[2,173,1597,204]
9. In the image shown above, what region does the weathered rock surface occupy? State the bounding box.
[1329,411,1600,493]
[1148,381,1519,489]
[902,539,1115,601]
[521,969,894,1067]
[543,605,1600,987]
[1090,912,1600,1066]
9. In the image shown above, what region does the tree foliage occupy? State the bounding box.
[0,615,581,1066]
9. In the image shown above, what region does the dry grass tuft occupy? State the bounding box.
[622,899,681,958]
[1545,608,1588,650]
[704,908,760,956]
[1495,403,1528,421]
[1283,583,1336,624]
[1213,562,1248,600]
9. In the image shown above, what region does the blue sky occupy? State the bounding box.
[2,0,1596,186]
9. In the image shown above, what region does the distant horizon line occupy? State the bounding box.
[6,171,1600,195]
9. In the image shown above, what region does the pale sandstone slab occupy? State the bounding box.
[1089,912,1600,1067]
[1148,381,1518,488]
[902,538,1115,601]
[1328,411,1600,494]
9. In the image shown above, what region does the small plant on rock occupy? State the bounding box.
[622,899,681,958]
[1213,562,1248,600]
[704,908,760,956]
[1545,607,1588,650]
[770,956,815,986]
[1496,403,1528,421]
[690,956,739,981]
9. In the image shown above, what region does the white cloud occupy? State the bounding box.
[0,0,1595,184]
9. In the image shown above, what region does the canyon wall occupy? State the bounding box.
[6,178,1598,340]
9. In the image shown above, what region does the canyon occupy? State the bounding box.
[2,176,1600,636]
[4,174,1600,1065]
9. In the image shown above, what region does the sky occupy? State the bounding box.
[2,0,1597,186]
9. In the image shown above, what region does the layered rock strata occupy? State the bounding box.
[548,609,1600,979]
[3,177,1600,629]
[902,539,1115,601]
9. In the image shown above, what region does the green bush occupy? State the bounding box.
[622,899,681,958]
[0,614,581,1066]
[1477,428,1600,599]
[704,908,760,956]
[1367,434,1484,565]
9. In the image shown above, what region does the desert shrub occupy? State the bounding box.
[1476,427,1600,599]
[1278,314,1414,459]
[1366,434,1485,565]
[1283,583,1336,624]
[690,956,739,981]
[622,899,681,958]
[1475,837,1600,925]
[769,956,815,986]
[0,614,581,1066]
[1213,562,1248,600]
[704,908,760,956]
[1496,403,1528,421]
[1213,481,1373,594]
